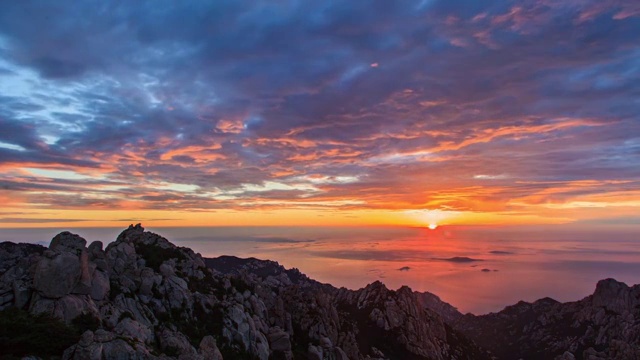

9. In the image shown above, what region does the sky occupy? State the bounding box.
[0,0,639,228]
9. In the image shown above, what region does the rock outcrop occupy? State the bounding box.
[454,279,640,360]
[205,256,489,360]
[1,225,638,360]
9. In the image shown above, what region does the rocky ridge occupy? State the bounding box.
[0,225,488,360]
[1,225,638,360]
[454,279,640,360]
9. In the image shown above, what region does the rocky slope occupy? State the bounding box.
[453,279,640,360]
[0,225,489,360]
[1,225,638,360]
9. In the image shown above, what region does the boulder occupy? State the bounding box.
[268,326,291,352]
[50,232,86,254]
[90,270,110,301]
[71,249,92,295]
[115,318,154,344]
[199,335,224,360]
[157,328,197,357]
[308,344,323,360]
[33,252,81,298]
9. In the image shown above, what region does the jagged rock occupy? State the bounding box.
[115,318,154,344]
[71,249,92,295]
[30,294,98,323]
[88,240,103,254]
[319,335,332,349]
[13,280,31,309]
[333,347,349,360]
[199,335,223,360]
[106,240,137,276]
[456,278,640,359]
[592,278,632,314]
[308,344,323,360]
[268,326,291,352]
[138,267,157,297]
[50,232,86,253]
[33,252,81,298]
[95,329,115,342]
[2,226,638,360]
[157,327,198,357]
[556,351,576,360]
[161,274,190,309]
[415,290,463,324]
[113,296,154,327]
[88,241,108,271]
[206,255,492,360]
[117,223,145,243]
[90,269,110,301]
[63,329,154,360]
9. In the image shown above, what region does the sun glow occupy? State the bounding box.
[428,223,438,230]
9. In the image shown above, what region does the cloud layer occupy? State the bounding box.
[0,0,639,225]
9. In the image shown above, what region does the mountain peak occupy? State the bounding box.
[50,231,87,253]
[115,223,145,243]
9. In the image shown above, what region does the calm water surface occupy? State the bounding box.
[2,225,639,314]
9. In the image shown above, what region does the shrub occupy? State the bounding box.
[71,312,101,333]
[0,308,80,358]
[134,243,186,271]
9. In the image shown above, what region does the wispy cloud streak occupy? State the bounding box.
[0,0,638,225]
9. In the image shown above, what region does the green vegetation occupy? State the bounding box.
[0,308,80,359]
[133,242,186,271]
[71,312,101,334]
[219,342,257,360]
[187,271,227,298]
[109,279,123,300]
[157,301,225,348]
[229,276,253,294]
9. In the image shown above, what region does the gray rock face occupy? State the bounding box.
[199,335,223,360]
[157,327,198,357]
[90,270,110,301]
[268,326,291,353]
[50,231,87,253]
[114,318,154,344]
[63,329,155,360]
[2,225,638,360]
[33,252,82,298]
[208,256,489,360]
[455,279,640,360]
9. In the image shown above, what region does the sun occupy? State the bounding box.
[428,223,438,230]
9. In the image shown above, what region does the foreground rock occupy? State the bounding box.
[205,256,488,360]
[454,279,640,360]
[1,225,638,360]
[0,225,489,359]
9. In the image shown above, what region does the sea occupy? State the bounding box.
[2,225,639,314]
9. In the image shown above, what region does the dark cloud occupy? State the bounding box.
[113,218,180,222]
[436,257,483,263]
[176,236,315,244]
[0,0,637,218]
[489,250,513,255]
[0,218,90,223]
[398,266,411,271]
